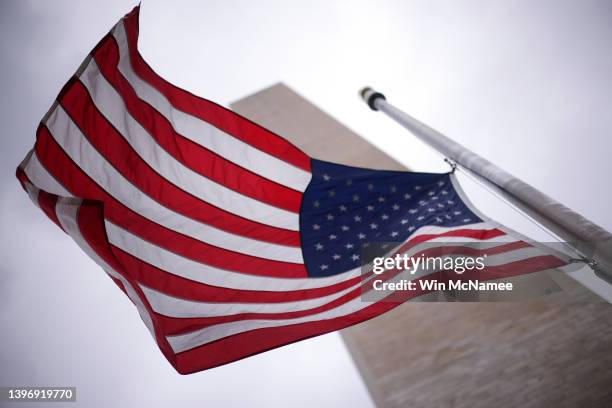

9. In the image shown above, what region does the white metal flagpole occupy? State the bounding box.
[360,87,612,284]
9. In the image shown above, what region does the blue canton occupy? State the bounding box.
[300,159,482,277]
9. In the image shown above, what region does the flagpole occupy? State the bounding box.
[360,87,612,284]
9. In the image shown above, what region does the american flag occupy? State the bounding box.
[16,6,569,374]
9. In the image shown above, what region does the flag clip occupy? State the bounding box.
[444,158,458,173]
[568,257,597,268]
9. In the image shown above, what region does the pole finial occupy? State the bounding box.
[359,87,386,111]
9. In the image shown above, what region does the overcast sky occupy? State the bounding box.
[2,0,612,407]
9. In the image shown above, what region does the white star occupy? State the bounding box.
[320,264,329,270]
[431,196,439,201]
[400,219,408,225]
[351,254,360,261]
[353,194,360,202]
[367,205,375,212]
[414,185,422,190]
[329,234,337,240]
[438,180,445,187]
[390,185,397,193]
[419,200,427,206]
[445,214,452,219]
[381,214,389,220]
[368,183,374,190]
[437,203,445,208]
[409,209,418,214]
[313,200,320,208]
[345,243,354,249]
[428,191,435,196]
[328,190,336,197]
[417,216,425,221]
[326,214,334,221]
[441,190,448,195]
[341,225,350,231]
[363,242,370,247]
[315,243,324,250]
[408,226,416,232]
[404,193,412,200]
[346,179,353,186]
[378,197,386,203]
[435,217,443,223]
[447,200,455,205]
[332,254,341,260]
[312,224,320,230]
[339,205,347,212]
[454,211,461,215]
[463,218,472,223]
[354,215,362,222]
[323,174,331,181]
[370,223,378,230]
[358,233,366,240]
[427,208,436,213]
[392,204,400,211]
[390,231,399,237]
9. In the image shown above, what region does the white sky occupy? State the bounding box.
[2,0,612,406]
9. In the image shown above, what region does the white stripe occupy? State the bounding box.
[106,219,340,291]
[140,283,358,318]
[44,105,303,264]
[415,233,516,245]
[166,292,370,353]
[112,22,312,192]
[166,246,557,353]
[52,195,156,338]
[404,221,491,235]
[79,59,300,231]
[22,151,72,197]
[25,183,40,208]
[109,220,505,292]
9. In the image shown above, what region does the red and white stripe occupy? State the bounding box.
[17,6,569,374]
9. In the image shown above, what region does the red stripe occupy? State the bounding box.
[16,163,30,192]
[398,227,507,251]
[74,199,177,368]
[470,254,566,280]
[91,36,303,212]
[16,165,64,231]
[37,190,63,230]
[34,126,308,278]
[121,6,311,173]
[173,301,397,373]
